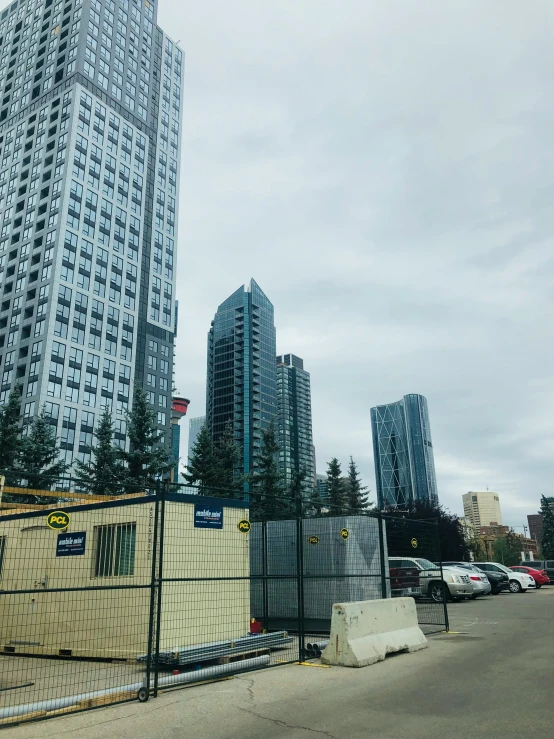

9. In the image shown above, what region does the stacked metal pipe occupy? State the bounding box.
[138,631,293,666]
[304,640,329,658]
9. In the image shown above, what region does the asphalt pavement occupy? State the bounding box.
[3,587,553,739]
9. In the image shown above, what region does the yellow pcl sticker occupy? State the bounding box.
[46,511,70,530]
[307,535,319,545]
[340,528,349,540]
[411,538,418,548]
[237,519,251,533]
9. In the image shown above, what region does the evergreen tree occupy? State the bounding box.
[121,387,172,490]
[288,468,307,516]
[0,385,22,477]
[16,410,69,493]
[326,457,346,515]
[345,456,371,512]
[540,496,554,559]
[183,424,219,492]
[249,424,289,521]
[74,407,125,495]
[214,420,242,497]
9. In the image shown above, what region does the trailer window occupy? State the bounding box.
[94,523,136,577]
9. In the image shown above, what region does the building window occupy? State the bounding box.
[94,522,136,577]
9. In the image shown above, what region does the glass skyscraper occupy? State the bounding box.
[0,0,183,469]
[187,414,205,465]
[370,393,438,509]
[206,280,276,480]
[276,353,315,495]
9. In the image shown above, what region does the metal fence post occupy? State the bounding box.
[153,480,167,697]
[261,520,269,633]
[377,512,388,598]
[436,519,450,632]
[145,487,161,699]
[295,495,305,663]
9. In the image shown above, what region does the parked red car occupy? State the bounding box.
[510,565,550,588]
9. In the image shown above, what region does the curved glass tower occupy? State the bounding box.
[370,394,438,509]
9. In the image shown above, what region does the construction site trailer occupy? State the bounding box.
[0,493,250,660]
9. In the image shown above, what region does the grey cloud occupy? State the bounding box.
[162,0,554,526]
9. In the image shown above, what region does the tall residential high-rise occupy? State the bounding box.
[370,393,438,509]
[206,280,276,480]
[187,414,205,464]
[462,491,503,528]
[276,353,314,495]
[0,0,183,470]
[527,514,543,543]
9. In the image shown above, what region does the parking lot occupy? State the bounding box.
[3,587,554,739]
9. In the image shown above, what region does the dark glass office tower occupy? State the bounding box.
[276,353,315,496]
[370,394,438,509]
[206,280,276,479]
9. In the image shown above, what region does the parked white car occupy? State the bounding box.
[473,562,536,593]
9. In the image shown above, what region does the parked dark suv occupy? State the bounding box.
[443,561,509,595]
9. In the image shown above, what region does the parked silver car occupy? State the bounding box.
[446,563,491,598]
[389,557,474,603]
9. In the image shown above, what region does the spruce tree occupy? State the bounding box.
[16,410,69,493]
[288,468,307,516]
[121,386,172,490]
[75,407,125,495]
[345,456,371,512]
[326,457,346,515]
[249,424,289,521]
[0,385,22,476]
[540,495,554,559]
[183,424,219,492]
[214,420,242,497]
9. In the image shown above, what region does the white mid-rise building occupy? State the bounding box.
[462,491,503,529]
[0,0,183,470]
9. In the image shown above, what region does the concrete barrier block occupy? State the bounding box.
[321,597,428,667]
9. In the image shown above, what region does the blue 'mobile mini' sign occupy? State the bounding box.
[194,504,223,529]
[56,532,87,556]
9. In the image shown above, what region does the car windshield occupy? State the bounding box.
[414,558,438,570]
[444,562,474,571]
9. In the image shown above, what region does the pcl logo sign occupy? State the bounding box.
[237,519,251,534]
[46,511,70,530]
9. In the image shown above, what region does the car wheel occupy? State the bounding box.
[509,580,522,593]
[430,582,446,603]
[492,589,501,595]
[471,594,478,599]
[536,584,541,589]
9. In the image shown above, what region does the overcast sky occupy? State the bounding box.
[158,0,554,528]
